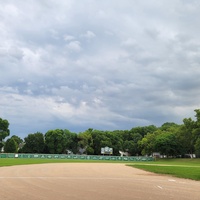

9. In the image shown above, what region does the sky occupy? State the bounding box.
[1,0,200,138]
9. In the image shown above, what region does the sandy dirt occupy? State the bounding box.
[0,163,199,200]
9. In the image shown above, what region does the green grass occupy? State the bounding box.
[129,158,200,181]
[0,158,134,167]
[147,158,200,165]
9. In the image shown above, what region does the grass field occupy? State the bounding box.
[0,158,135,167]
[0,158,200,181]
[129,158,200,181]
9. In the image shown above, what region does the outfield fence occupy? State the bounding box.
[0,153,154,161]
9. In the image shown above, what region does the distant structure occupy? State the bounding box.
[119,150,129,157]
[78,146,87,154]
[101,146,113,155]
[152,152,160,158]
[66,149,73,154]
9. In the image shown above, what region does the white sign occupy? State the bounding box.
[101,147,113,155]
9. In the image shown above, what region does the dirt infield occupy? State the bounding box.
[0,163,199,200]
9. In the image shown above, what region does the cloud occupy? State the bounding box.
[66,41,82,52]
[81,31,96,39]
[64,34,76,41]
[1,0,200,138]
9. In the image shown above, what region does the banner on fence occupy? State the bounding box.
[0,153,154,161]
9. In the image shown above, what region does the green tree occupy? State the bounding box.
[4,138,18,153]
[195,137,200,158]
[193,109,200,142]
[78,129,94,154]
[177,116,197,157]
[107,131,123,155]
[45,129,68,154]
[10,135,24,151]
[130,125,157,137]
[138,132,157,156]
[63,129,78,154]
[122,131,142,156]
[0,118,10,150]
[154,132,179,157]
[91,130,112,155]
[10,135,23,145]
[160,122,180,131]
[22,132,45,153]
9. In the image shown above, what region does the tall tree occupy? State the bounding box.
[91,130,108,155]
[177,116,197,157]
[122,131,142,155]
[10,135,23,145]
[107,131,123,155]
[130,125,157,137]
[193,109,200,142]
[78,129,94,155]
[45,129,68,154]
[138,132,157,156]
[4,138,18,153]
[63,129,78,154]
[160,122,180,131]
[0,118,10,150]
[22,132,45,153]
[195,137,200,158]
[154,132,179,157]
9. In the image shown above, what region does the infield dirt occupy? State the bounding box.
[0,163,199,200]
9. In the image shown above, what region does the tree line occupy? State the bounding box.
[1,109,200,157]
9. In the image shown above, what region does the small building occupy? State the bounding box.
[152,152,160,158]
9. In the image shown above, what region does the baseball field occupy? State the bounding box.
[0,158,200,199]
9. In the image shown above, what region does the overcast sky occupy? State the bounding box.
[1,0,200,138]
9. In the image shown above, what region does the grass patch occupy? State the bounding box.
[150,158,200,165]
[129,158,200,181]
[0,158,134,167]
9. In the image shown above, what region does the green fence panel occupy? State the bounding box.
[60,155,66,159]
[80,156,86,159]
[0,154,6,158]
[110,157,116,161]
[40,155,47,159]
[65,155,72,159]
[0,153,154,161]
[7,154,15,158]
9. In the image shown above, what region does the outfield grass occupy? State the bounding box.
[129,158,200,181]
[0,158,134,167]
[146,158,200,165]
[130,165,200,180]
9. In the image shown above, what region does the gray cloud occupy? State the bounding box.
[1,0,200,137]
